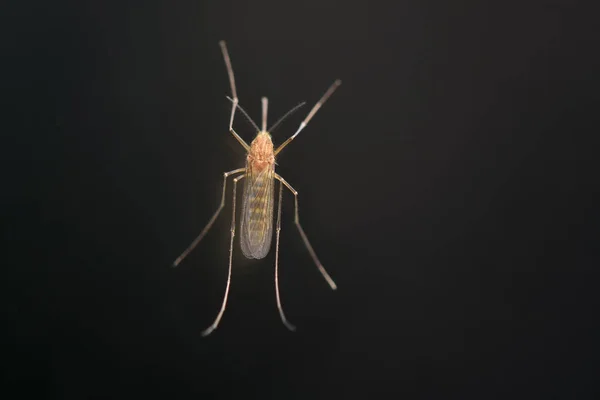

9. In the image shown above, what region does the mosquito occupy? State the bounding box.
[172,41,341,336]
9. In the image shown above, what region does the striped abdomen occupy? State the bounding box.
[240,163,275,259]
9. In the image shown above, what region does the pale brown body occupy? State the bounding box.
[172,41,340,336]
[240,132,276,259]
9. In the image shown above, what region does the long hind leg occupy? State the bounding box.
[274,180,297,331]
[275,174,337,290]
[201,174,245,337]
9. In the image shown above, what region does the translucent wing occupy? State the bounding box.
[240,164,275,259]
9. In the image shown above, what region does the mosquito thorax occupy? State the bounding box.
[247,131,275,171]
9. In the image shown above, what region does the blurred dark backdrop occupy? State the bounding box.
[2,0,598,398]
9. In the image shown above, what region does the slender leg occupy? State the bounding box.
[219,40,250,151]
[274,173,337,290]
[231,128,251,152]
[219,40,238,133]
[172,168,245,267]
[201,173,245,337]
[275,180,296,331]
[226,96,259,132]
[274,79,341,156]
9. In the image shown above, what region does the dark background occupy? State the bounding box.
[3,0,598,398]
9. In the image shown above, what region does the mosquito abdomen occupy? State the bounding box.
[240,165,275,259]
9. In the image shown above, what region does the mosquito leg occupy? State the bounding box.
[274,173,337,290]
[202,173,245,337]
[275,180,297,331]
[274,79,341,156]
[219,40,250,151]
[230,129,250,152]
[172,168,245,267]
[219,40,238,132]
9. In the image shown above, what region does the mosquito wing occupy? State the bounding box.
[240,164,275,259]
